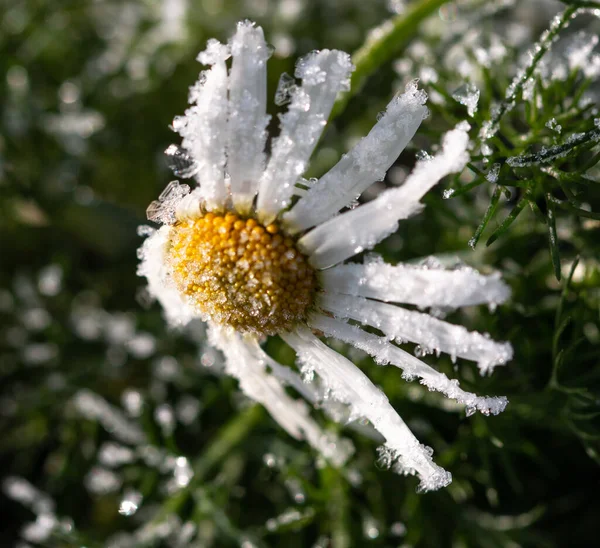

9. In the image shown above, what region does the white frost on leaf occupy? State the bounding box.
[319,256,511,310]
[318,292,513,375]
[284,80,428,232]
[283,327,452,492]
[257,50,353,224]
[299,123,471,269]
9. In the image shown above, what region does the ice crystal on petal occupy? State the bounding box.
[274,72,297,106]
[146,181,190,224]
[164,144,197,178]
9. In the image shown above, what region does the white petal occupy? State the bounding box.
[309,314,508,416]
[282,327,452,492]
[320,256,511,309]
[299,123,471,269]
[227,22,271,214]
[209,326,351,467]
[173,39,230,210]
[284,81,428,232]
[318,293,513,375]
[257,50,354,223]
[243,338,322,404]
[137,226,197,327]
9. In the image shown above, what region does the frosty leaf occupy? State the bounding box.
[507,127,600,167]
[545,193,562,281]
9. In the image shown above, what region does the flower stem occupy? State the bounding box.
[192,403,264,478]
[152,404,264,522]
[330,0,452,121]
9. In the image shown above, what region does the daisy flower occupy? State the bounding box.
[138,21,513,492]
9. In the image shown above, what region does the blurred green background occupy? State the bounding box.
[1,0,600,546]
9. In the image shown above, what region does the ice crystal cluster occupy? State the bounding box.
[136,20,514,492]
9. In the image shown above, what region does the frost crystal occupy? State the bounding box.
[274,72,297,106]
[452,83,480,117]
[146,181,190,224]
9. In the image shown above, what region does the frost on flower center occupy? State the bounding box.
[167,212,317,335]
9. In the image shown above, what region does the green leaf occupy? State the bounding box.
[545,194,562,280]
[329,0,453,121]
[470,185,502,248]
[486,195,527,246]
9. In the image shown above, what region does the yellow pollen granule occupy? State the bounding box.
[167,212,317,335]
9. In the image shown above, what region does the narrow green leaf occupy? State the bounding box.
[482,6,579,137]
[469,185,502,248]
[507,127,600,167]
[329,0,452,121]
[485,194,527,246]
[445,177,485,199]
[555,257,580,331]
[559,0,600,8]
[545,193,562,280]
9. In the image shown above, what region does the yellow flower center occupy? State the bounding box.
[167,212,317,335]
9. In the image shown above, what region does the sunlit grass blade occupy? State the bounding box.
[329,0,452,121]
